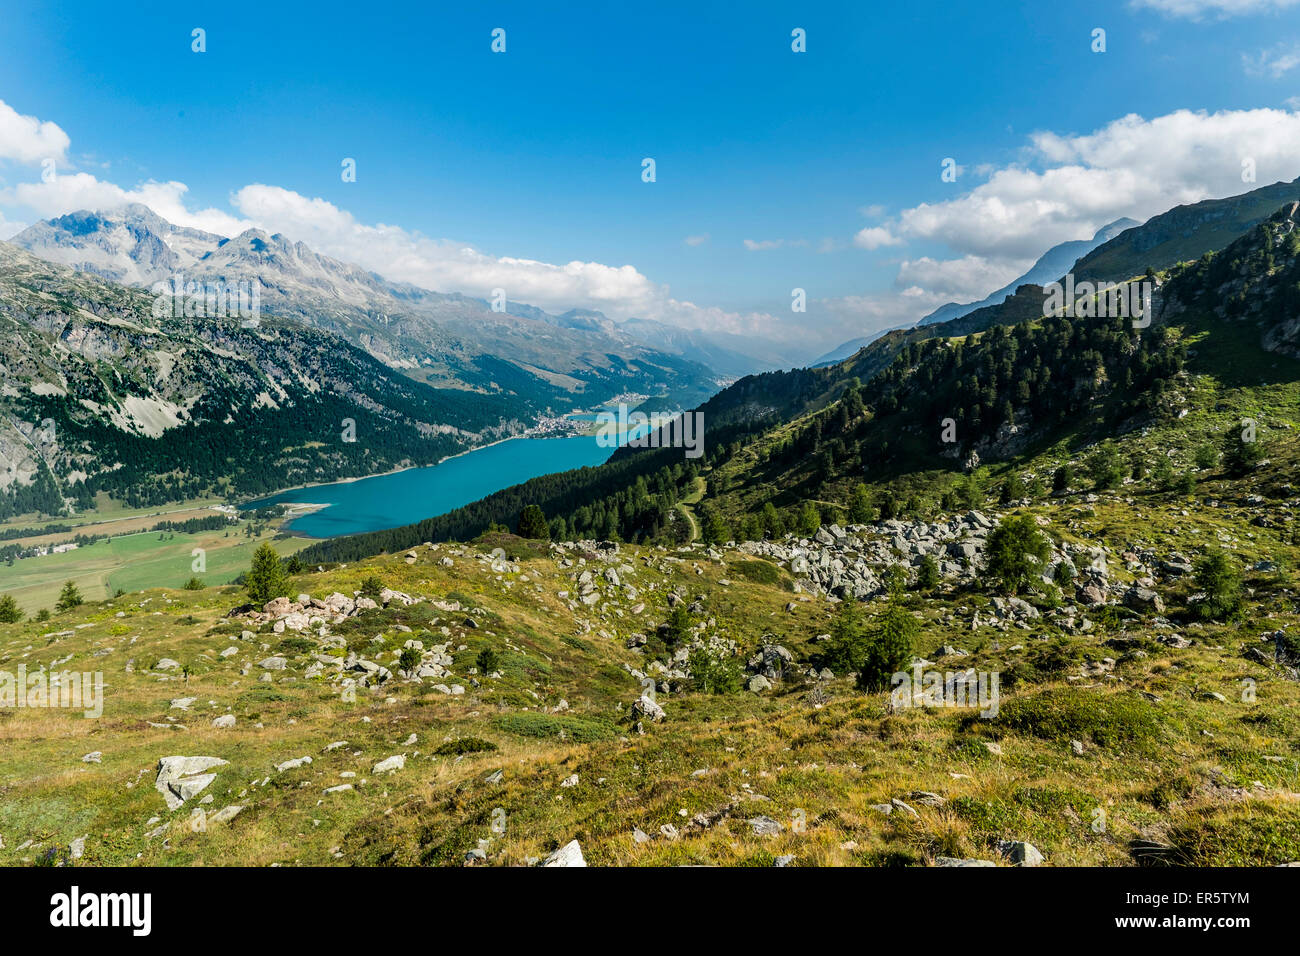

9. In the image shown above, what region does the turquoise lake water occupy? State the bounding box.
[245,418,645,538]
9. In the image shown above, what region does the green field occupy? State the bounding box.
[0,526,310,615]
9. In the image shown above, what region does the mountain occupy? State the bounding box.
[0,242,527,514]
[811,326,908,368]
[12,206,718,413]
[297,199,1300,564]
[1071,177,1300,284]
[916,218,1139,328]
[619,316,795,379]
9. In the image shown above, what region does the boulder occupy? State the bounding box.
[540,840,586,867]
[155,756,228,810]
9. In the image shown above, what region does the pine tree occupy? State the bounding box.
[0,594,22,623]
[516,504,549,539]
[56,580,83,612]
[246,542,289,605]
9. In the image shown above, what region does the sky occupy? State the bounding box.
[1,0,1299,356]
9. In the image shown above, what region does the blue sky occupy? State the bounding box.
[1,0,1299,355]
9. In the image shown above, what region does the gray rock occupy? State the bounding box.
[748,815,784,836]
[155,755,228,810]
[373,754,406,774]
[996,839,1045,866]
[540,839,586,867]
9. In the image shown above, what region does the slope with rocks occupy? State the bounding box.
[2,488,1298,866]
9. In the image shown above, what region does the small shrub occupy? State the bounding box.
[432,736,499,756]
[476,647,500,674]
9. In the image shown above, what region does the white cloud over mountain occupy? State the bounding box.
[0,98,783,340]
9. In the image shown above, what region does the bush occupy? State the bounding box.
[1087,441,1125,490]
[494,712,617,742]
[990,688,1159,746]
[476,647,500,674]
[916,555,940,592]
[183,577,204,590]
[398,646,422,673]
[729,559,781,586]
[857,606,918,692]
[1223,429,1263,476]
[432,736,498,756]
[1192,548,1243,621]
[1193,443,1220,470]
[358,575,384,597]
[688,642,743,694]
[823,600,867,673]
[662,603,692,649]
[983,515,1051,595]
[55,580,83,613]
[882,564,908,599]
[0,595,21,624]
[1052,465,1073,493]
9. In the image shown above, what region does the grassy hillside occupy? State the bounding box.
[1,490,1298,866]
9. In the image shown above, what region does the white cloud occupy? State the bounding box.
[895,108,1300,261]
[1243,44,1300,77]
[0,209,26,240]
[853,225,903,250]
[743,238,784,251]
[683,234,709,246]
[1133,0,1300,17]
[895,255,1031,302]
[0,100,70,164]
[0,99,786,338]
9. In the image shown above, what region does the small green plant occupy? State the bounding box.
[398,646,422,672]
[476,647,500,674]
[183,577,204,590]
[432,737,499,756]
[688,642,743,694]
[882,564,908,600]
[823,600,867,674]
[662,602,692,649]
[1193,443,1220,471]
[359,575,384,597]
[0,594,21,624]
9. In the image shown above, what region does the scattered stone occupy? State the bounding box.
[540,839,586,867]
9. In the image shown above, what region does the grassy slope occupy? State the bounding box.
[0,524,309,614]
[1,493,1298,867]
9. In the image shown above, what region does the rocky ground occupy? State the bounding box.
[1,495,1298,867]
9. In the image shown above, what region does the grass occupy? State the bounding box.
[0,524,310,615]
[0,479,1297,868]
